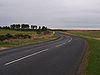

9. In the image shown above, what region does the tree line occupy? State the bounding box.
[0,24,47,31]
[0,24,51,41]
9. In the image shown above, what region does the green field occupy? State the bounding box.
[69,31,100,38]
[61,31,100,75]
[0,29,36,35]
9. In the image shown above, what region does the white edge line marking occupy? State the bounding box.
[5,49,48,66]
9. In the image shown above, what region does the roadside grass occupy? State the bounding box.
[86,38,100,75]
[60,31,100,75]
[0,30,59,50]
[68,31,100,38]
[0,29,36,35]
[0,34,58,48]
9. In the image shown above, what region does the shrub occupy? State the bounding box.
[5,34,13,39]
[24,35,31,39]
[0,34,31,41]
[14,34,31,39]
[43,31,50,35]
[37,31,41,34]
[0,35,7,41]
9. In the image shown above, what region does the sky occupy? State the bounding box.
[0,0,100,29]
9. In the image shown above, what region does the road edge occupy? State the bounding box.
[75,40,89,75]
[58,32,89,75]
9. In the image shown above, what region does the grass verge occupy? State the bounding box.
[0,30,59,50]
[0,29,36,35]
[0,34,59,50]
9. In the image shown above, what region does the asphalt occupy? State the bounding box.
[0,32,88,75]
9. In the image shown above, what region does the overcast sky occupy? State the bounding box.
[0,0,100,29]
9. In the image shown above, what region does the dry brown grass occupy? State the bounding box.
[0,33,56,50]
[3,34,53,43]
[0,47,8,50]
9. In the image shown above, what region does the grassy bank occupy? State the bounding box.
[0,29,36,35]
[0,30,58,50]
[60,31,100,75]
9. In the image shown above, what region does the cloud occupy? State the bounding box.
[0,0,100,29]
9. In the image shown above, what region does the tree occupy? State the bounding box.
[34,25,37,30]
[38,26,41,30]
[36,26,41,34]
[42,26,47,31]
[0,26,2,29]
[10,24,16,29]
[2,26,10,29]
[31,25,37,30]
[21,24,29,29]
[15,24,20,29]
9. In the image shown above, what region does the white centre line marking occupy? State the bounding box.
[68,38,72,43]
[5,49,48,66]
[4,36,73,66]
[56,43,65,47]
[56,37,72,48]
[56,44,63,47]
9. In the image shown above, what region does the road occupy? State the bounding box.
[0,32,88,75]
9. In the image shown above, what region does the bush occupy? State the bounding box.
[37,31,41,34]
[0,35,7,41]
[14,34,31,39]
[0,34,31,41]
[24,35,31,39]
[14,34,23,39]
[43,31,50,35]
[5,34,13,39]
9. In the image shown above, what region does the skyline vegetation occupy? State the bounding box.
[0,24,48,31]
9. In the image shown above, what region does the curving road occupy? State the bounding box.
[0,32,88,75]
